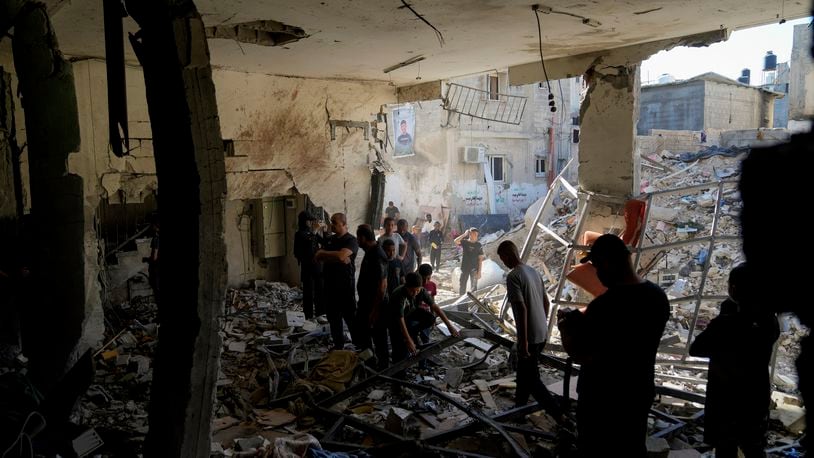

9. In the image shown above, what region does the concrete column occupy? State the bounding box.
[8,1,86,391]
[578,64,640,197]
[124,0,227,455]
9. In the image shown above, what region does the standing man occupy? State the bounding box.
[397,219,421,274]
[355,225,388,364]
[315,213,359,350]
[378,217,406,261]
[384,201,400,222]
[497,241,563,420]
[454,227,484,295]
[420,213,433,250]
[428,221,443,271]
[294,211,323,320]
[557,234,669,457]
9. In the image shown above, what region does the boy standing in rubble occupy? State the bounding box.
[689,263,779,458]
[496,241,563,421]
[557,234,669,457]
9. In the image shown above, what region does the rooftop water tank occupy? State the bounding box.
[764,51,777,71]
[737,68,751,85]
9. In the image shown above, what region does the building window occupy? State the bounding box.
[535,157,546,177]
[571,116,580,126]
[488,75,499,101]
[489,155,505,181]
[572,129,580,143]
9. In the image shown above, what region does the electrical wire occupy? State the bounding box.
[534,9,552,93]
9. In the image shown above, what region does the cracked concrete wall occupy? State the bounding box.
[59,61,396,288]
[789,23,814,121]
[579,64,640,197]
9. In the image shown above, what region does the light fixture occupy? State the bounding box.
[383,55,426,74]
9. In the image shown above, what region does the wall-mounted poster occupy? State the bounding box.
[392,105,415,157]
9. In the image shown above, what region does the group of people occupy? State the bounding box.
[384,201,445,271]
[509,233,778,457]
[297,208,779,457]
[293,211,459,370]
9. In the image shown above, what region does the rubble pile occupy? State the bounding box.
[77,296,159,454]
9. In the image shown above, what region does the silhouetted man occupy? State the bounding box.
[454,227,484,294]
[355,224,388,362]
[294,211,324,320]
[690,263,778,458]
[558,234,669,457]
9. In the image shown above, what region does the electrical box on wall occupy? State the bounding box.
[255,197,286,259]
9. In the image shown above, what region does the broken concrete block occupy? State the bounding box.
[650,206,680,222]
[385,407,413,435]
[235,436,264,451]
[771,404,806,434]
[444,367,464,388]
[774,373,798,390]
[646,437,670,458]
[368,389,386,401]
[276,311,306,329]
[227,341,246,353]
[772,391,803,407]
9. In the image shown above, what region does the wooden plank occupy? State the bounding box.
[473,379,498,409]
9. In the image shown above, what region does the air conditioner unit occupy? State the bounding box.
[463,146,485,164]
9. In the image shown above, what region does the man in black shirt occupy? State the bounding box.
[454,227,484,294]
[355,224,388,364]
[293,211,323,319]
[428,221,443,271]
[384,201,400,222]
[389,273,458,360]
[315,213,359,350]
[558,234,669,457]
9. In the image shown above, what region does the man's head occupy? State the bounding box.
[404,272,422,297]
[298,210,316,230]
[497,240,521,269]
[434,221,441,230]
[728,263,750,304]
[418,263,433,282]
[356,224,376,248]
[468,228,479,242]
[330,213,348,236]
[388,201,394,207]
[579,234,632,287]
[383,217,396,234]
[426,213,432,222]
[382,239,396,260]
[397,219,409,234]
[400,119,407,134]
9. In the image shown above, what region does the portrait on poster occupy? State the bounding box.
[392,106,415,157]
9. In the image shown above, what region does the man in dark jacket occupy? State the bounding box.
[689,263,779,458]
[293,211,323,319]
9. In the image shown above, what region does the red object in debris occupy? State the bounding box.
[621,199,646,247]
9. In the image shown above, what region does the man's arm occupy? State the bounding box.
[476,254,484,279]
[542,276,550,317]
[399,316,416,355]
[513,299,530,358]
[315,248,353,264]
[398,237,407,260]
[431,303,459,337]
[454,230,469,246]
[370,275,387,325]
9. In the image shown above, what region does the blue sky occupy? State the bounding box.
[641,17,812,85]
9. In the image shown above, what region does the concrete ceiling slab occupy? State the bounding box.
[49,0,810,85]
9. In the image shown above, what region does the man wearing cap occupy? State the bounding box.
[454,227,484,294]
[557,234,669,457]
